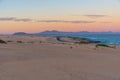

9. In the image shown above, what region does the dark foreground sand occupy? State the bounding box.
[0,36,120,80]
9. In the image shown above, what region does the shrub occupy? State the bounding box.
[17,41,23,43]
[70,46,73,49]
[96,43,116,49]
[7,40,13,42]
[80,40,89,44]
[40,41,42,43]
[75,40,89,44]
[0,39,7,44]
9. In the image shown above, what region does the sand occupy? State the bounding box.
[0,36,120,80]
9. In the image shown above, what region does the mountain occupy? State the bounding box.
[39,30,63,34]
[13,30,73,36]
[13,30,118,36]
[13,32,28,35]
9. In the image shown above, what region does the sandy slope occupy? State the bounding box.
[0,36,120,80]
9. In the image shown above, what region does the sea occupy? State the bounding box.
[70,33,120,45]
[44,33,120,44]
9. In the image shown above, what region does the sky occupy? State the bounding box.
[0,0,120,34]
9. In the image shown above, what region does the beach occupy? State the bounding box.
[0,36,120,80]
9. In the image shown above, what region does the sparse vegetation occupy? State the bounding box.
[0,39,7,44]
[17,41,23,43]
[70,46,73,49]
[95,43,116,48]
[7,40,13,42]
[80,40,89,44]
[40,41,42,43]
[75,40,89,44]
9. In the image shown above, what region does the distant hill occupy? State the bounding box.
[38,30,74,36]
[13,30,117,36]
[13,32,28,35]
[39,30,63,34]
[13,30,71,36]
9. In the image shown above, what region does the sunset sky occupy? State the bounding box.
[0,0,120,34]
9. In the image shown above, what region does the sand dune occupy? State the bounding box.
[0,36,120,80]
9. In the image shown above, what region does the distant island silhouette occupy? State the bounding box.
[13,30,120,36]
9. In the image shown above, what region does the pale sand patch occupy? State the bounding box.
[0,36,120,80]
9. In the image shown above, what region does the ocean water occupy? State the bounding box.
[71,33,120,44]
[40,33,120,44]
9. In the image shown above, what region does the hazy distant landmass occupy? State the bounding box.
[13,30,118,36]
[13,32,28,35]
[13,30,87,36]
